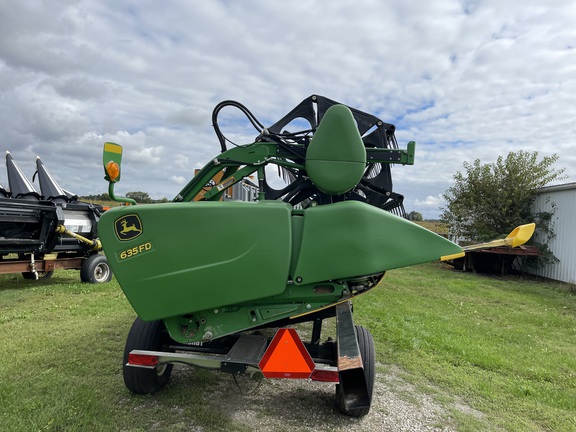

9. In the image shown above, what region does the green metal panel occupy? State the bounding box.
[291,201,462,285]
[98,201,293,320]
[305,105,366,195]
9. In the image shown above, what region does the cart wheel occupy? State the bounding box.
[336,325,375,417]
[22,270,54,280]
[123,318,174,394]
[80,254,112,283]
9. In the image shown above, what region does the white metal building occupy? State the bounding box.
[530,182,576,284]
[226,179,259,202]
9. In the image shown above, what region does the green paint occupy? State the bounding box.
[98,100,464,343]
[99,198,461,341]
[292,201,461,285]
[99,201,293,322]
[306,105,366,195]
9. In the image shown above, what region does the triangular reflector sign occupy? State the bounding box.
[259,328,315,378]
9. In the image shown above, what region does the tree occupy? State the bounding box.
[80,193,111,202]
[441,151,565,244]
[407,211,423,221]
[126,191,153,203]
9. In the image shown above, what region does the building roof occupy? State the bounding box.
[535,182,576,193]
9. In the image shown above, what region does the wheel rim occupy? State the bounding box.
[94,263,111,282]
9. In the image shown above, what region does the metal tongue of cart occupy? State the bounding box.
[97,95,535,417]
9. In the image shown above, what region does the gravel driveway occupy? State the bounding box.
[172,365,483,431]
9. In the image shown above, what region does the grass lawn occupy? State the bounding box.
[353,264,576,431]
[1,263,575,431]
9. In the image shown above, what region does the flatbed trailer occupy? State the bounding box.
[124,301,375,417]
[448,245,540,274]
[0,252,111,283]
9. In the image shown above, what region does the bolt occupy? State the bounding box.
[203,331,213,340]
[214,309,219,314]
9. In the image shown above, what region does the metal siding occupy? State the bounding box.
[530,186,576,284]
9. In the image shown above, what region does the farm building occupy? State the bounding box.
[529,182,576,284]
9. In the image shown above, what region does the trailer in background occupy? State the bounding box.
[0,152,112,283]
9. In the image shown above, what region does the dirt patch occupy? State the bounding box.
[172,364,476,431]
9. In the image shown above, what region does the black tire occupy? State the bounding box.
[22,270,54,280]
[336,325,375,417]
[123,318,174,394]
[80,254,112,283]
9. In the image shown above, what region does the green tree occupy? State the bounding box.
[407,211,423,221]
[126,191,153,203]
[80,193,111,202]
[441,151,565,245]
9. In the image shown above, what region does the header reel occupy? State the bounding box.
[185,95,414,216]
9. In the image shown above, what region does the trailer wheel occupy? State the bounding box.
[336,325,375,417]
[80,254,112,283]
[123,318,174,394]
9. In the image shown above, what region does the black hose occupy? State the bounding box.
[212,100,266,152]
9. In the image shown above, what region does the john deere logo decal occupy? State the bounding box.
[115,214,143,241]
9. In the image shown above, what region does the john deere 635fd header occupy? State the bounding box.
[98,95,534,417]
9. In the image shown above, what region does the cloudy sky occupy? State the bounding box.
[1,0,574,218]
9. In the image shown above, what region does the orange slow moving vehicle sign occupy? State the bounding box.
[258,328,316,378]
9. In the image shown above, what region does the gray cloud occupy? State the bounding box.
[0,0,574,218]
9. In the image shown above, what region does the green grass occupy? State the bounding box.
[0,272,248,431]
[1,264,575,431]
[415,220,450,235]
[353,264,576,431]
